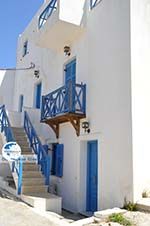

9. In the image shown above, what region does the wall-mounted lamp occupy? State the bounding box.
[64,46,71,56]
[82,121,90,133]
[34,70,40,79]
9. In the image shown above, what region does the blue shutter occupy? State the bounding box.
[51,144,57,175]
[55,144,64,177]
[43,144,49,155]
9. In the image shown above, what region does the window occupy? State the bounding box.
[18,95,24,112]
[23,41,28,57]
[51,144,64,177]
[35,82,42,109]
[90,0,102,9]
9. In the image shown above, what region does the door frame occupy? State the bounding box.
[86,140,98,212]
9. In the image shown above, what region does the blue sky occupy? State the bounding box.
[0,0,43,68]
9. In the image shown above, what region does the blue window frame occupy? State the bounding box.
[23,41,28,57]
[90,0,102,9]
[51,144,64,177]
[19,95,24,112]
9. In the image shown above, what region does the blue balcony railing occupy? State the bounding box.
[90,0,102,9]
[41,83,86,121]
[38,0,57,29]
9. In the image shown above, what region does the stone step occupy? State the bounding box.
[12,127,24,133]
[23,171,43,178]
[15,135,28,142]
[23,164,39,171]
[21,147,32,152]
[22,177,45,186]
[17,141,29,147]
[22,185,48,194]
[21,152,33,155]
[137,198,150,212]
[13,130,26,135]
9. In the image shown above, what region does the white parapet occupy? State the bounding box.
[59,0,85,26]
[35,0,86,51]
[21,193,62,214]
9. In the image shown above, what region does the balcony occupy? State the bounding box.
[36,0,85,51]
[41,83,86,138]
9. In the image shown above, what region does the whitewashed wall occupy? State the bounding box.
[13,0,133,212]
[0,71,15,110]
[131,0,150,202]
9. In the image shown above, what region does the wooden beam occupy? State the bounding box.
[68,116,80,136]
[46,122,59,138]
[43,113,85,138]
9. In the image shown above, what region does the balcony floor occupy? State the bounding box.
[36,20,84,51]
[41,112,86,138]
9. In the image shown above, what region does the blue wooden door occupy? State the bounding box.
[35,82,42,109]
[19,95,24,112]
[65,59,76,86]
[86,140,98,212]
[65,59,76,112]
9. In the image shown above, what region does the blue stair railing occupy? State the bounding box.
[0,105,15,142]
[12,158,23,195]
[24,111,50,185]
[0,105,23,195]
[39,0,57,29]
[41,82,86,121]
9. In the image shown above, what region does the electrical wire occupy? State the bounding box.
[0,62,35,71]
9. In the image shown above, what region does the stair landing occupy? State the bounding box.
[0,176,62,214]
[21,193,62,214]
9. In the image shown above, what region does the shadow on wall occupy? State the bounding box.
[0,71,15,110]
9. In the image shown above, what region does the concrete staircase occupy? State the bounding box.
[11,127,49,195]
[6,126,62,214]
[0,107,62,213]
[12,127,32,156]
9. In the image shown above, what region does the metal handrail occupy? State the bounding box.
[24,111,50,185]
[12,158,23,195]
[0,105,15,142]
[0,105,23,195]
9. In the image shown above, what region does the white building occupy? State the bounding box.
[1,0,150,214]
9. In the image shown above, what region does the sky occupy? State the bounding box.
[0,0,43,68]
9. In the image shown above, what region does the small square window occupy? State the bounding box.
[23,41,28,57]
[90,0,102,9]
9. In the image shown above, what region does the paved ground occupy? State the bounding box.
[82,211,150,226]
[124,211,150,226]
[1,188,150,226]
[0,189,69,226]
